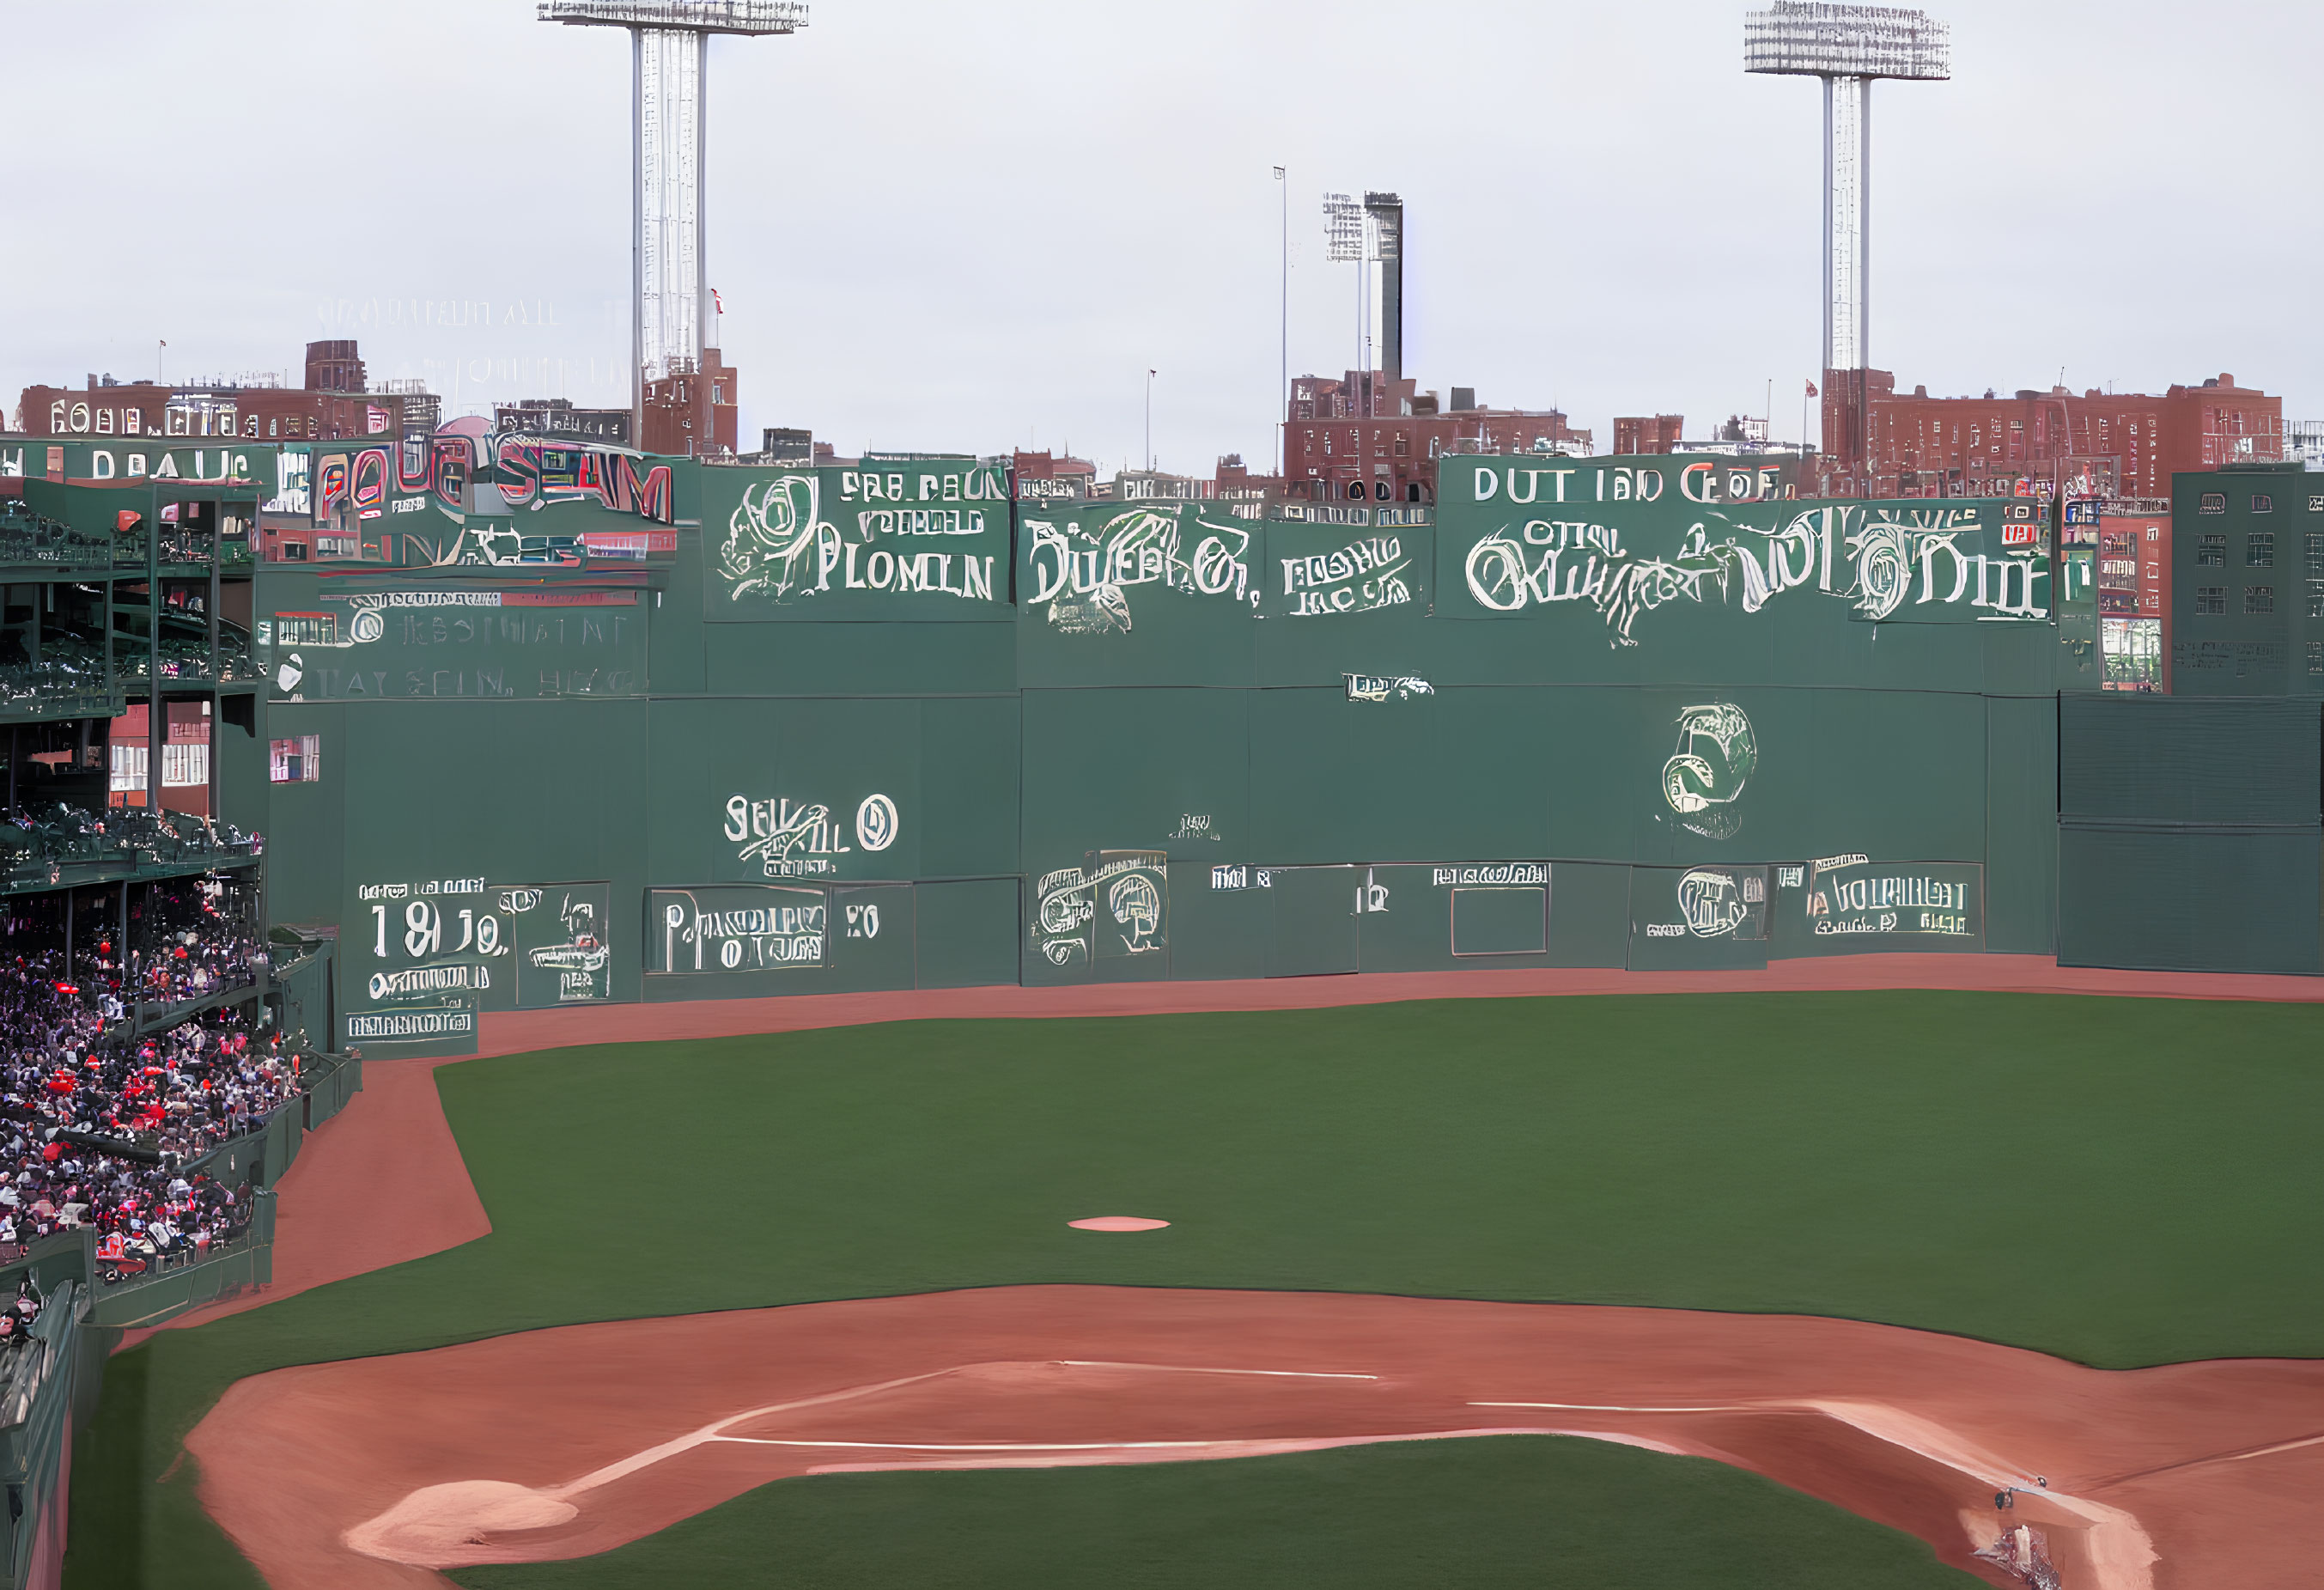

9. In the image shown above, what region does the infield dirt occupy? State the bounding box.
[188,1285,2324,1590]
[149,961,2324,1588]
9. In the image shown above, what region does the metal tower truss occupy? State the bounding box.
[1746,2,1947,380]
[541,0,809,430]
[1823,73,1867,372]
[637,27,704,386]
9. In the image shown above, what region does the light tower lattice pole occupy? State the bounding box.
[1745,3,1946,484]
[540,1,807,443]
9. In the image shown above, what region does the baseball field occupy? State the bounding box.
[64,977,2324,1589]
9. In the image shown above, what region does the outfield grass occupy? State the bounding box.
[64,991,2324,1589]
[444,1436,1984,1590]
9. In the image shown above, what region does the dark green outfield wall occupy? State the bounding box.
[248,455,2085,1054]
[2058,692,2322,974]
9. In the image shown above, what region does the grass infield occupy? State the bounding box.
[64,990,2324,1588]
[444,1436,1982,1590]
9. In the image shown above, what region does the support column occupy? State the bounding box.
[631,27,647,444]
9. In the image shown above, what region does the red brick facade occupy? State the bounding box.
[1821,369,2283,500]
[1613,415,1685,455]
[1284,371,1591,503]
[640,348,738,459]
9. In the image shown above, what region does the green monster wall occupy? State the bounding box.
[246,450,2073,1056]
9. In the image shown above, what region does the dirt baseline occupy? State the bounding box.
[188,1286,2324,1590]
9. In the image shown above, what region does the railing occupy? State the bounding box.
[539,0,809,31]
[0,813,262,898]
[0,662,114,722]
[88,1193,274,1331]
[0,1281,76,1434]
[0,1245,89,1590]
[0,508,107,571]
[78,1052,356,1331]
[115,643,261,685]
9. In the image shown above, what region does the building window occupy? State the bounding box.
[2196,587,2226,615]
[2252,494,2274,514]
[269,735,322,783]
[2199,491,2226,514]
[2197,533,2227,566]
[2248,533,2275,566]
[2245,585,2275,615]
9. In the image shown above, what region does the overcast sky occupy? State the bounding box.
[3,0,2316,471]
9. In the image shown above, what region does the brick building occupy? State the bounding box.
[1012,448,1099,501]
[19,341,408,443]
[639,348,739,458]
[1283,371,1591,503]
[2085,509,2172,691]
[1819,369,2284,500]
[1613,415,1685,455]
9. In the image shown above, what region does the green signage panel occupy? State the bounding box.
[262,584,647,700]
[1018,500,1262,685]
[704,463,1010,620]
[1772,856,1983,954]
[1628,862,1771,970]
[6,437,274,492]
[1435,458,2049,640]
[508,882,615,1007]
[648,884,827,975]
[1260,521,1427,619]
[1028,850,1170,974]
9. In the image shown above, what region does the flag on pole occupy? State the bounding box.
[711,288,725,315]
[1804,378,1818,398]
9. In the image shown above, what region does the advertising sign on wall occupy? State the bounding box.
[1434,459,2050,642]
[1031,850,1170,967]
[344,875,612,1043]
[510,882,613,1007]
[648,884,827,975]
[1773,856,1983,952]
[1019,501,1261,632]
[262,587,646,701]
[704,463,1010,620]
[1262,522,1427,618]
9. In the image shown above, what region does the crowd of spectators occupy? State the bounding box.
[129,878,265,1011]
[0,876,289,1276]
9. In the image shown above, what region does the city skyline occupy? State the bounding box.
[2,0,2315,470]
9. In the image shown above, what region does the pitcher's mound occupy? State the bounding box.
[1069,1216,1170,1232]
[344,1480,578,1566]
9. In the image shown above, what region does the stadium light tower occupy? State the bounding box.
[539,1,808,437]
[1744,3,1948,384]
[1322,192,1402,419]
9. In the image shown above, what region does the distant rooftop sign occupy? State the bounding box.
[1743,2,1949,79]
[538,0,806,34]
